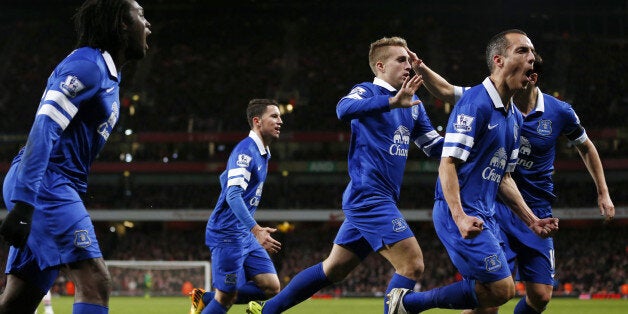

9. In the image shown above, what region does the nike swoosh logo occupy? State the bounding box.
[106,87,115,93]
[18,221,28,225]
[488,123,498,130]
[258,166,262,171]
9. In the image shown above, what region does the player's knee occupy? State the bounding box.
[485,280,515,306]
[263,282,281,298]
[395,257,424,281]
[528,291,551,310]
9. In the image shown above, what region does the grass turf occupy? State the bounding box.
[38,295,627,313]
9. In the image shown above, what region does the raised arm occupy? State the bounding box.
[575,139,615,221]
[406,48,456,104]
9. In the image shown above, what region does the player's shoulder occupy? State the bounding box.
[345,82,376,99]
[541,92,575,115]
[55,47,106,82]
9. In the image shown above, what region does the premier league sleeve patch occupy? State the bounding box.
[454,114,474,133]
[60,75,85,98]
[236,154,252,168]
[345,86,367,100]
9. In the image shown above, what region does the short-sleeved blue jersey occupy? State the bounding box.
[512,87,587,211]
[9,47,121,206]
[436,78,523,218]
[337,77,443,210]
[206,131,270,246]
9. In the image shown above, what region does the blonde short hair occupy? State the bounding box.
[368,36,408,75]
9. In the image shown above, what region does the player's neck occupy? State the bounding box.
[514,86,537,115]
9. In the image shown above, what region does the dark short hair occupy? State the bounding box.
[533,52,544,75]
[485,29,528,72]
[74,0,133,52]
[246,99,279,128]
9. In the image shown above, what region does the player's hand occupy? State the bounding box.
[529,217,559,238]
[405,48,423,71]
[453,214,484,239]
[252,225,282,254]
[0,201,34,248]
[597,193,614,223]
[389,74,423,109]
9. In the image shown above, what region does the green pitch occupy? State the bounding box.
[38,296,626,313]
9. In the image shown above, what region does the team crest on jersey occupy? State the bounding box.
[74,230,92,248]
[453,114,474,133]
[236,154,252,167]
[537,119,552,136]
[60,75,85,98]
[346,86,367,99]
[391,218,408,232]
[484,254,502,272]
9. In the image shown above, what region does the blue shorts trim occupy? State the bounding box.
[334,202,414,260]
[433,200,511,283]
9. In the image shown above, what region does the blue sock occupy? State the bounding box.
[264,262,332,314]
[514,297,541,314]
[202,282,266,305]
[201,299,227,314]
[73,302,108,314]
[202,291,215,306]
[384,273,416,314]
[404,279,479,312]
[235,281,267,303]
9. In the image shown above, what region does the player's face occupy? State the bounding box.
[501,33,535,90]
[124,0,151,60]
[379,46,412,90]
[259,105,282,143]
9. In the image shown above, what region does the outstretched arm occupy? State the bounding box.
[575,139,615,221]
[498,173,559,238]
[406,48,456,104]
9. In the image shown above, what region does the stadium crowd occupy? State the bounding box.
[0,221,624,297]
[0,0,626,307]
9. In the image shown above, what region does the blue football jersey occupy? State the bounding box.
[10,47,121,206]
[512,88,587,212]
[337,77,443,210]
[436,78,523,217]
[206,131,270,245]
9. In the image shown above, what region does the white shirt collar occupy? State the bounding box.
[373,77,396,92]
[249,130,270,156]
[534,87,545,112]
[482,77,515,114]
[102,51,119,79]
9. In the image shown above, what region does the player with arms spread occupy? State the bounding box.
[387,29,559,314]
[247,36,444,314]
[0,1,151,313]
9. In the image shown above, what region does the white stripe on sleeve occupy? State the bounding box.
[442,146,470,161]
[228,168,251,181]
[444,132,474,147]
[227,177,248,190]
[37,104,70,129]
[44,90,79,117]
